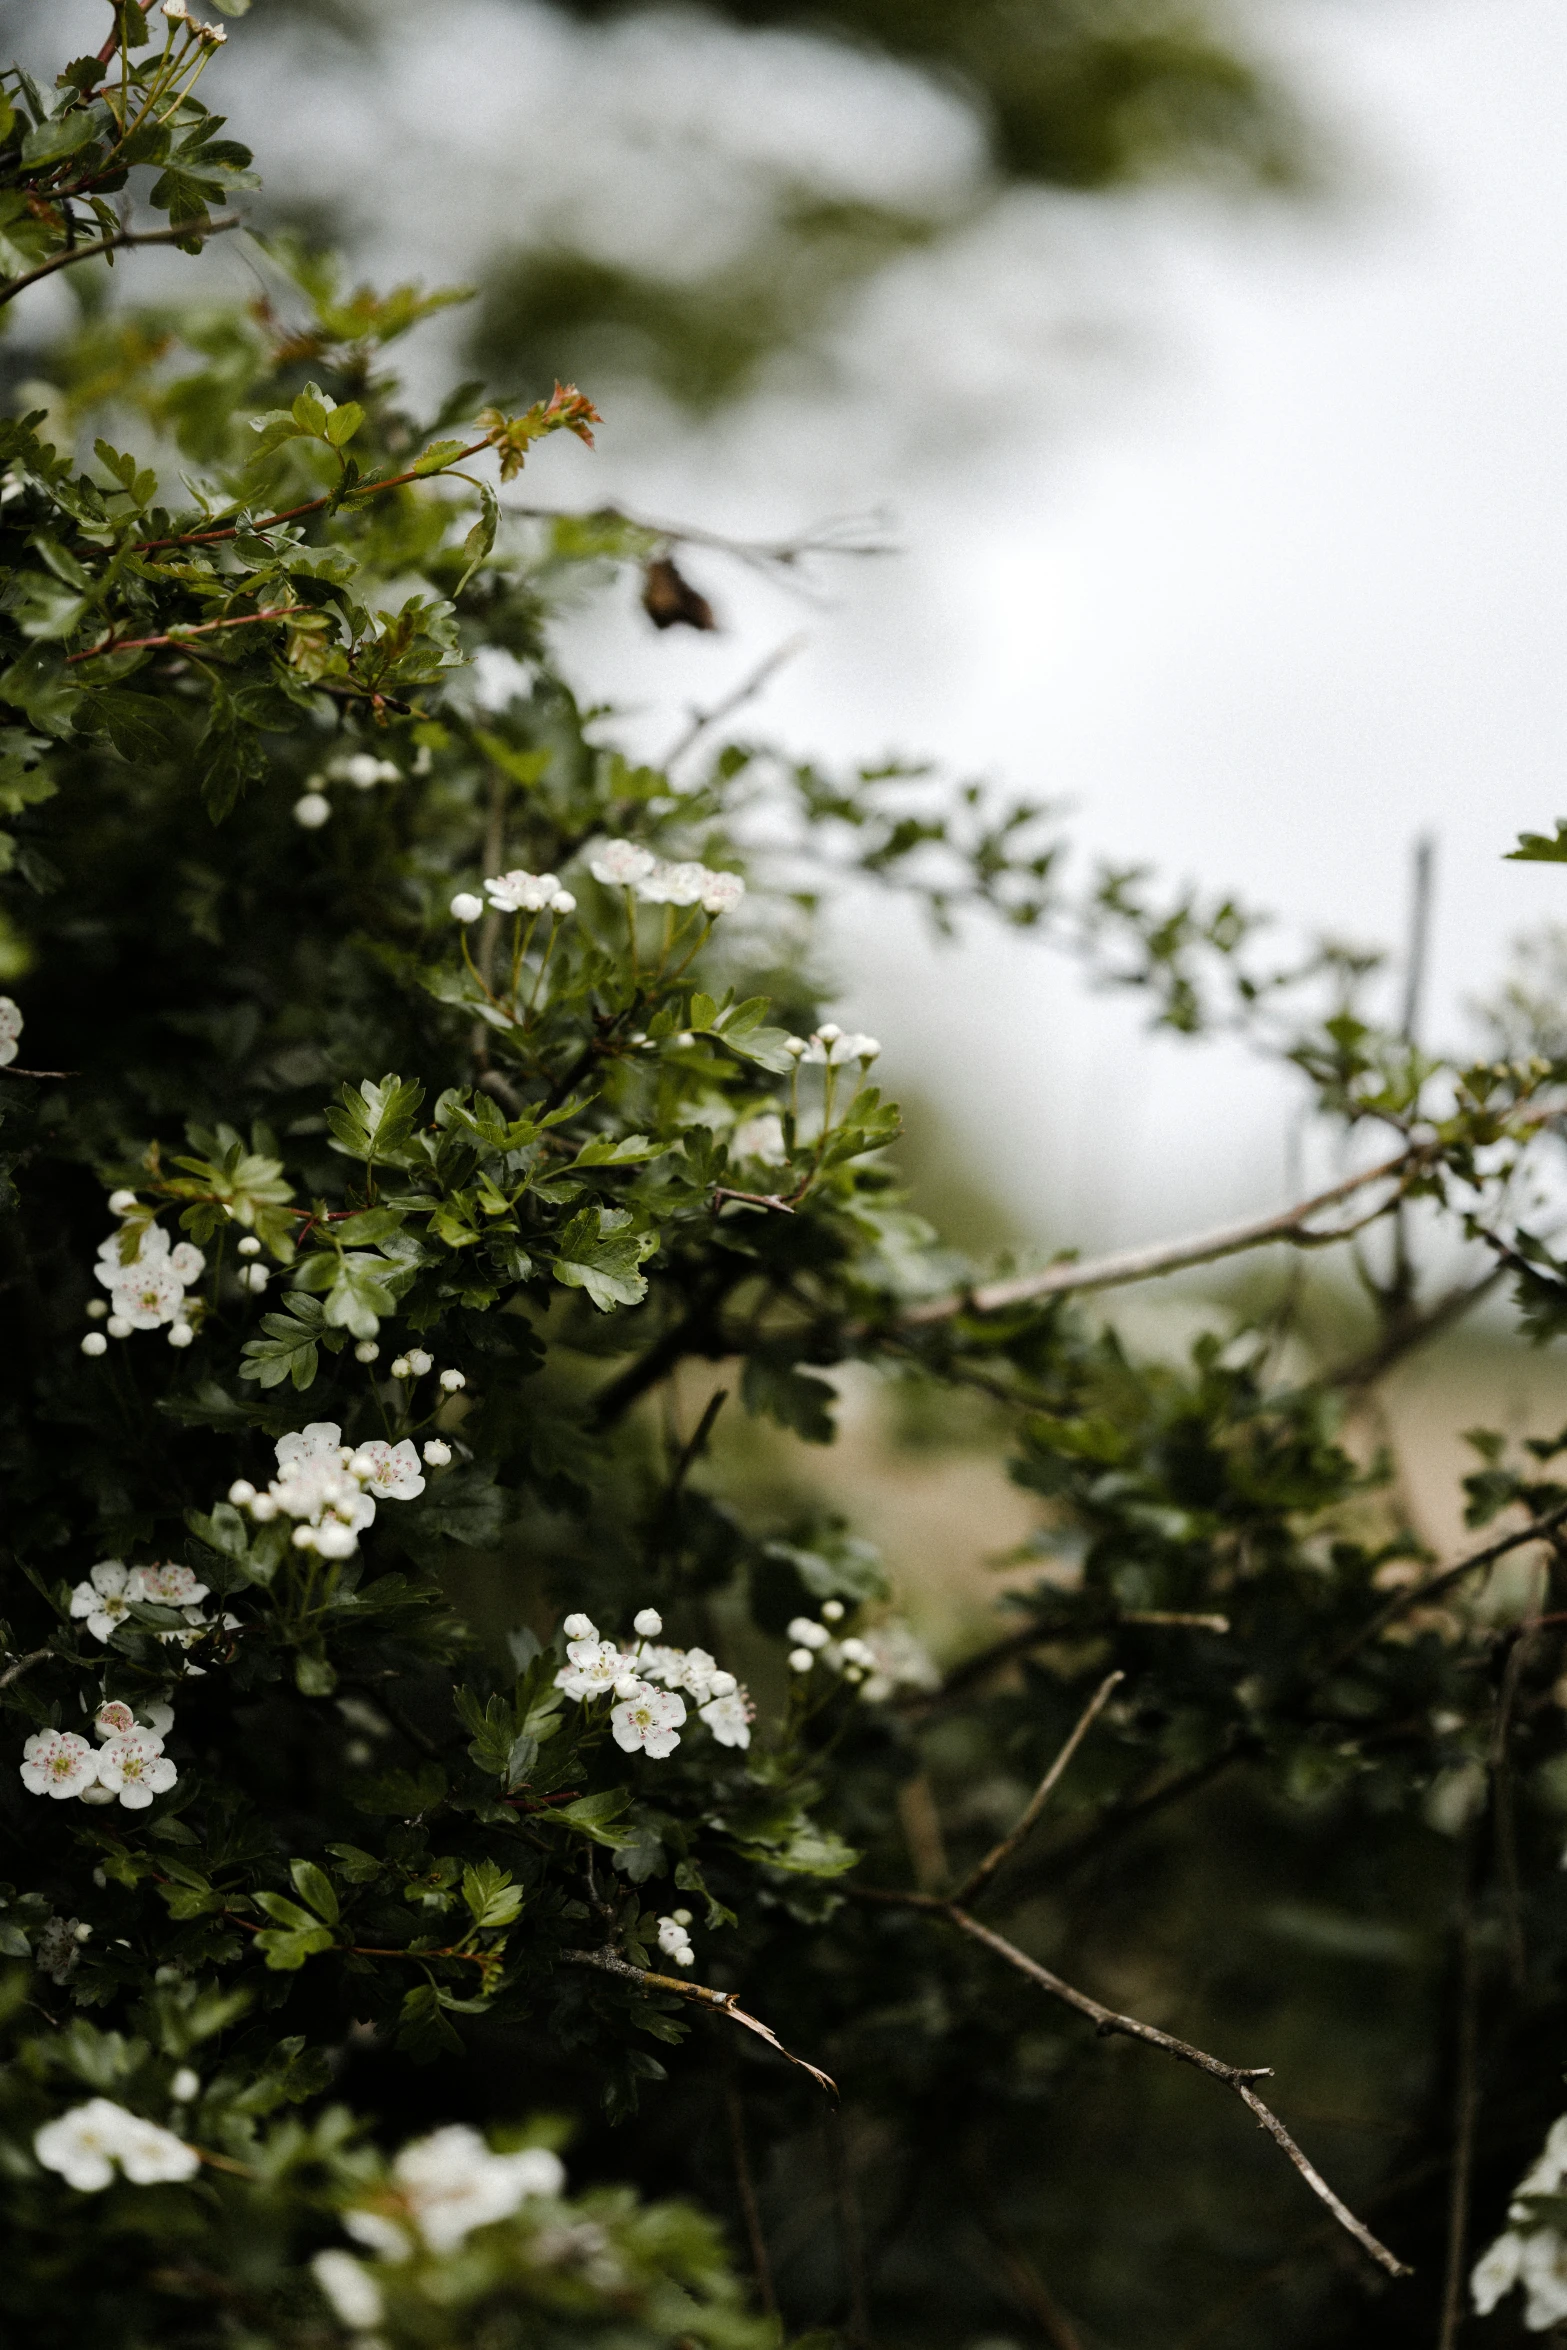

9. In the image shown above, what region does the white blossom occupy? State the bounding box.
[587,838,656,888]
[169,1241,205,1283]
[131,1563,209,1607]
[610,1680,685,1757]
[342,2207,413,2261]
[1474,2229,1526,2316]
[112,1262,186,1330]
[0,994,20,1068]
[450,890,485,923]
[20,1731,99,1800]
[675,1646,721,1702]
[637,858,707,906]
[69,1559,135,1643]
[802,1028,880,1066]
[350,1438,426,1501]
[854,1621,939,1703]
[96,1731,177,1810]
[34,2099,196,2192]
[93,1701,136,1742]
[311,2249,386,2328]
[633,1607,663,1637]
[292,791,331,828]
[698,1690,753,1749]
[486,868,563,915]
[699,869,745,915]
[732,1112,786,1165]
[390,2124,565,2253]
[556,1638,623,1701]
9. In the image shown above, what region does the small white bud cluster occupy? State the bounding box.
[554,1609,753,1753]
[484,867,575,917]
[784,1023,881,1066]
[784,1609,937,1702]
[228,1422,425,1558]
[293,751,400,828]
[656,1911,696,1968]
[390,1348,435,1380]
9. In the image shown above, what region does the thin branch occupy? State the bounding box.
[890,1150,1425,1329]
[856,1894,1408,2279]
[0,1066,77,1081]
[133,430,496,555]
[0,1649,53,1691]
[1324,1267,1505,1392]
[1326,1500,1567,1674]
[722,2062,778,2317]
[913,1611,1229,1714]
[1437,1889,1481,2350]
[952,1671,1123,1905]
[661,633,808,770]
[0,213,240,310]
[65,606,295,665]
[560,1946,836,2094]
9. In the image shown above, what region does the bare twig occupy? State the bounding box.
[0,1649,53,1691]
[1327,1501,1567,1674]
[662,633,808,771]
[722,2060,778,2317]
[65,606,294,664]
[0,1067,77,1081]
[953,1671,1123,1905]
[1491,1609,1542,1992]
[1437,1888,1481,2350]
[561,1946,836,2094]
[0,213,241,309]
[890,1150,1426,1329]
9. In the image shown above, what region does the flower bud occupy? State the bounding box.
[292,791,331,829]
[237,1235,261,1257]
[814,1023,842,1045]
[354,1341,380,1364]
[708,1669,737,1698]
[167,1323,194,1348]
[450,891,485,923]
[390,1357,411,1379]
[563,1612,597,1640]
[228,1480,256,1507]
[249,1492,278,1522]
[292,1526,318,1550]
[407,1349,433,1377]
[85,1299,108,1320]
[821,1599,845,1622]
[633,1608,663,1637]
[106,1316,132,1339]
[107,1188,138,1215]
[438,1368,465,1392]
[672,1908,692,1927]
[788,1647,815,1674]
[787,1616,830,1650]
[81,1332,107,1357]
[422,1438,452,1466]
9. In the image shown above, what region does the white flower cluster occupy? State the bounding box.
[227,1421,424,1558]
[478,868,576,918]
[785,1608,938,1702]
[1473,2115,1567,2328]
[656,1910,696,1968]
[554,1607,753,1755]
[0,994,21,1067]
[20,1700,180,1812]
[587,838,744,915]
[69,1561,234,1670]
[783,1022,881,1067]
[313,2125,567,2321]
[84,1208,204,1354]
[34,2098,198,2192]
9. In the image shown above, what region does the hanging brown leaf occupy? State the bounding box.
[643,556,718,632]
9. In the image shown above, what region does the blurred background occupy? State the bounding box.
[11,0,1567,1607]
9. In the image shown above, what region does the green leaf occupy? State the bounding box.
[349,1763,448,1817]
[239,1294,324,1390]
[21,103,107,169]
[289,1859,340,1925]
[462,1861,523,1929]
[397,1981,464,2061]
[741,1356,838,1443]
[1507,821,1567,864]
[454,481,499,598]
[326,1073,425,1164]
[324,400,365,448]
[552,1206,653,1313]
[253,1923,335,1971]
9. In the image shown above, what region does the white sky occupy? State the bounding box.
[16,0,1567,1247]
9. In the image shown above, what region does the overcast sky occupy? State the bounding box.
[18,0,1567,1247]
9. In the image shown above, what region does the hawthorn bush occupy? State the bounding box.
[9,9,1567,2347]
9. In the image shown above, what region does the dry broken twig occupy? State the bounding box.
[561,1945,837,2096]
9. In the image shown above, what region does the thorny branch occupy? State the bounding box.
[851,1677,1412,2280]
[0,213,241,309]
[560,1946,837,2095]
